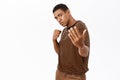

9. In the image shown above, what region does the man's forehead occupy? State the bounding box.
[54,9,64,13]
[54,9,64,15]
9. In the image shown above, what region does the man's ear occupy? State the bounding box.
[66,9,71,15]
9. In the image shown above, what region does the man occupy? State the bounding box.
[52,3,90,80]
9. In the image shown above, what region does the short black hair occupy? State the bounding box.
[53,3,69,13]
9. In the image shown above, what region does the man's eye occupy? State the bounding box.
[55,17,57,20]
[58,14,62,17]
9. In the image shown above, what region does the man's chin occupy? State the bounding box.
[60,24,66,27]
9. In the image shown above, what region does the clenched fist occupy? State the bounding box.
[53,29,61,41]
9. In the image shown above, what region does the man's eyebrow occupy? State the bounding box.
[54,14,59,19]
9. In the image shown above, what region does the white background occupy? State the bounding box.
[0,0,120,80]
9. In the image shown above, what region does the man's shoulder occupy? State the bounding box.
[76,20,86,26]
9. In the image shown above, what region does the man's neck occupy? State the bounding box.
[67,17,76,27]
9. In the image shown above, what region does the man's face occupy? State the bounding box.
[53,9,69,27]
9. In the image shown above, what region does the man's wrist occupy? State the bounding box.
[78,42,84,48]
[53,38,57,41]
[53,39,58,43]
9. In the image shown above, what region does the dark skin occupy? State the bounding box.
[53,9,89,57]
[68,26,89,57]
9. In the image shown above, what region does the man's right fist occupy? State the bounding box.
[53,29,61,40]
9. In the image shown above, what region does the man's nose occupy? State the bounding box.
[57,18,61,23]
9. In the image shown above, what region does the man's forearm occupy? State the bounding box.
[78,44,89,57]
[53,40,60,54]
